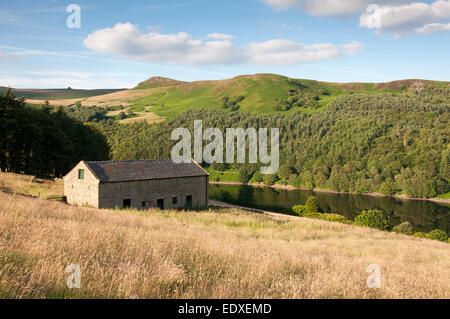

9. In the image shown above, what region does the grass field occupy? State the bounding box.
[0,172,449,298]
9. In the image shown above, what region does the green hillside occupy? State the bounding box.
[0,87,126,100]
[128,74,449,121]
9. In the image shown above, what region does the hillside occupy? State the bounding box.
[20,74,450,121]
[0,173,449,298]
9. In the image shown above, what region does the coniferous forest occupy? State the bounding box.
[0,89,109,178]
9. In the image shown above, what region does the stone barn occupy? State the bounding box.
[63,159,209,209]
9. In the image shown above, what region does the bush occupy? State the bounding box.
[425,229,448,242]
[252,171,263,183]
[292,205,350,223]
[303,212,322,219]
[305,196,319,213]
[413,232,426,238]
[292,205,308,216]
[320,213,351,223]
[238,167,252,183]
[353,209,389,230]
[118,111,127,120]
[392,222,414,235]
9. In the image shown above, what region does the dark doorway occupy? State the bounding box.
[157,198,164,209]
[123,199,131,208]
[186,195,192,208]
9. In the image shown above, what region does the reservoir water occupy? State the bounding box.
[209,184,450,235]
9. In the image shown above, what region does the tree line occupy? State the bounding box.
[0,89,109,178]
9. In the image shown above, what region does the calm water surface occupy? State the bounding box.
[209,184,450,235]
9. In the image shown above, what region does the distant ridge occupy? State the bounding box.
[0,87,126,100]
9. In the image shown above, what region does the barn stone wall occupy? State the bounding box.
[63,161,100,208]
[98,175,208,210]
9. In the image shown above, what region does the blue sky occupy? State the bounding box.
[0,0,449,88]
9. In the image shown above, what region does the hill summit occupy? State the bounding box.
[134,76,185,89]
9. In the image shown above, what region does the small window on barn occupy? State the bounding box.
[172,197,177,205]
[78,169,84,180]
[142,201,146,208]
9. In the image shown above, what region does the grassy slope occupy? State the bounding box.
[128,75,449,120]
[19,74,448,121]
[0,172,449,298]
[1,191,450,298]
[0,87,126,100]
[129,74,337,120]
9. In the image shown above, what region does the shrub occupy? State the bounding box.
[425,229,448,242]
[292,205,308,216]
[252,171,263,183]
[238,167,251,183]
[303,212,322,219]
[320,213,351,223]
[305,196,319,213]
[413,232,426,238]
[392,222,414,235]
[118,111,127,120]
[353,209,389,230]
[292,205,350,224]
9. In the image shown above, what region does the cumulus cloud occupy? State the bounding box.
[414,22,450,33]
[247,39,363,65]
[84,23,243,65]
[360,0,450,36]
[261,0,408,16]
[84,23,363,66]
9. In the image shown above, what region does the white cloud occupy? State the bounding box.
[206,33,236,40]
[414,22,450,33]
[360,0,450,36]
[261,0,408,16]
[0,48,22,62]
[247,39,363,65]
[84,23,243,65]
[84,22,363,66]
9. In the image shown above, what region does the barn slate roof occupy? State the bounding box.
[83,159,208,183]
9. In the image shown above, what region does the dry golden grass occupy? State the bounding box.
[25,88,159,108]
[0,189,449,298]
[118,112,165,124]
[0,172,63,199]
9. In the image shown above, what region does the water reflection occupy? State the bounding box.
[209,184,450,235]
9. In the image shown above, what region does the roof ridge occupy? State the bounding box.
[80,159,207,182]
[85,159,173,163]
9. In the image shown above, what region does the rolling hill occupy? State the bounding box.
[17,74,449,121]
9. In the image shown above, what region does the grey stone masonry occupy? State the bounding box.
[63,160,208,209]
